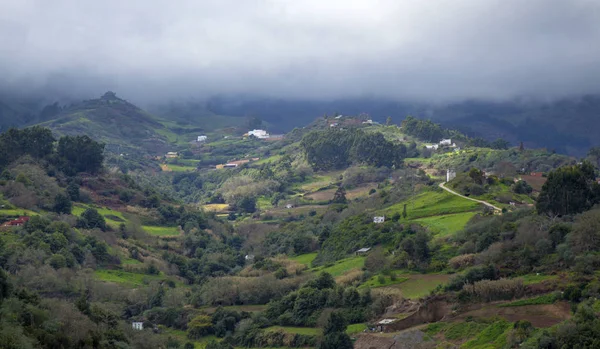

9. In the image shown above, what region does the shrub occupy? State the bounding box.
[461,278,525,302]
[449,254,476,270]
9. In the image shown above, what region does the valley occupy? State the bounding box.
[1,95,600,349]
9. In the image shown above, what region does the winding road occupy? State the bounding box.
[439,182,502,212]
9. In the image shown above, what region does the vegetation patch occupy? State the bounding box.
[290,252,318,266]
[412,212,476,237]
[390,274,450,299]
[94,269,169,287]
[498,293,559,307]
[265,326,321,336]
[312,256,366,277]
[143,225,180,236]
[384,189,480,220]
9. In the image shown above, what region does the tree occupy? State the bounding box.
[402,204,407,219]
[386,116,392,126]
[188,315,213,339]
[67,181,80,201]
[364,247,387,272]
[519,141,524,152]
[236,196,256,214]
[588,147,600,168]
[78,208,107,231]
[491,138,510,150]
[332,186,347,204]
[320,312,352,349]
[537,162,600,216]
[0,267,10,303]
[57,135,104,175]
[513,180,533,194]
[323,311,347,335]
[53,193,72,214]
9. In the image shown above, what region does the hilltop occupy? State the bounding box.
[38,92,179,155]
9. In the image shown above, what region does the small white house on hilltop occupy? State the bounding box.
[425,144,439,150]
[440,139,452,146]
[446,169,457,182]
[373,216,385,224]
[197,135,207,142]
[248,129,270,139]
[132,322,143,330]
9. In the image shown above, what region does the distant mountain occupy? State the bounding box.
[205,95,600,156]
[39,92,174,155]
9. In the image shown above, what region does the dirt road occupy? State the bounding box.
[439,182,502,212]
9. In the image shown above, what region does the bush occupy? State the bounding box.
[461,278,525,302]
[446,265,497,291]
[449,254,476,270]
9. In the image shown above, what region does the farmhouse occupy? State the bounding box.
[197,135,207,142]
[425,144,439,150]
[165,152,178,158]
[132,322,143,330]
[285,204,294,209]
[1,216,30,227]
[373,216,385,224]
[439,138,452,146]
[355,247,371,256]
[248,129,270,139]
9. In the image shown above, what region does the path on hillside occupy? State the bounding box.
[439,182,502,212]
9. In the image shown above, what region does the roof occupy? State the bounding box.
[356,247,371,253]
[378,319,396,325]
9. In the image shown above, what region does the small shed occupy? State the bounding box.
[285,204,294,209]
[132,322,144,330]
[376,319,397,332]
[355,247,371,256]
[373,216,385,224]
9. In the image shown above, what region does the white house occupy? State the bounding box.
[362,119,373,124]
[132,322,143,330]
[355,247,371,256]
[425,144,439,150]
[373,216,385,224]
[197,135,207,142]
[165,152,178,158]
[285,204,294,209]
[245,254,255,261]
[248,129,270,139]
[446,169,457,182]
[439,139,452,146]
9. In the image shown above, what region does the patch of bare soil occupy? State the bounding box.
[454,301,571,328]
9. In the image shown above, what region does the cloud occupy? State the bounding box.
[1,0,600,102]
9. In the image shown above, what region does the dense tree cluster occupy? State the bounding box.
[301,129,406,171]
[0,127,104,176]
[537,161,600,216]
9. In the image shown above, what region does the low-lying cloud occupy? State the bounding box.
[1,0,600,102]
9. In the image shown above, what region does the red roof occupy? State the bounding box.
[1,216,30,227]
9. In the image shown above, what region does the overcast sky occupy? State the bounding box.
[1,0,600,102]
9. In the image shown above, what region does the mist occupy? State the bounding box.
[1,0,600,103]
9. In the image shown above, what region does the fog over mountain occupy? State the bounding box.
[2,0,600,103]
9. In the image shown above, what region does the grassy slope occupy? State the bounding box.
[143,225,180,237]
[94,269,170,287]
[311,256,366,277]
[384,189,481,219]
